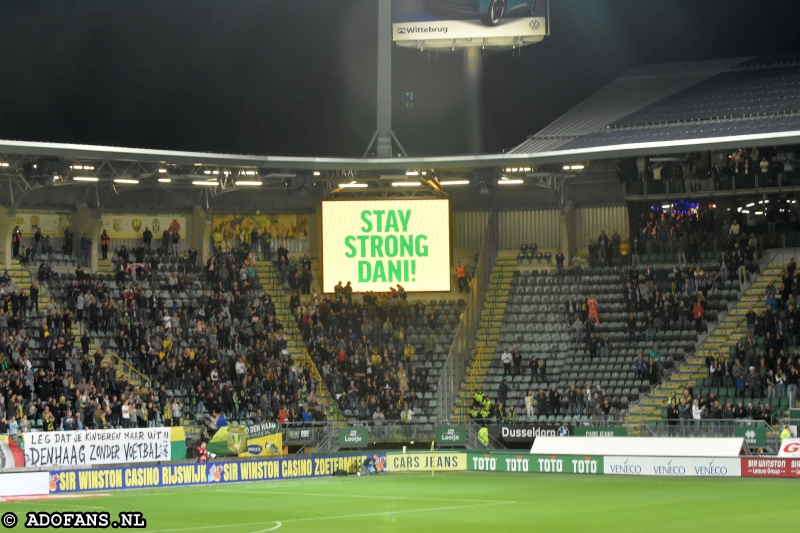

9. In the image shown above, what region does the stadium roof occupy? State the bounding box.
[3,56,800,183]
[510,55,800,155]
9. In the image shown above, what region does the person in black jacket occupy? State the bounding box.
[512,348,522,376]
[79,234,92,268]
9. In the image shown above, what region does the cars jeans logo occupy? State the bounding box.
[529,20,540,30]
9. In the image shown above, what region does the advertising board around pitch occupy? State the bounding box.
[604,457,741,477]
[322,200,451,293]
[435,426,466,446]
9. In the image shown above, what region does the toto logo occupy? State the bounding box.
[783,442,800,454]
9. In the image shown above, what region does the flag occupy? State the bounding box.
[0,435,25,468]
[239,423,282,457]
[170,427,187,460]
[206,426,247,457]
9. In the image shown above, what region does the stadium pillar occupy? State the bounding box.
[72,204,102,272]
[0,206,12,271]
[464,47,483,154]
[375,0,393,158]
[191,207,211,265]
[559,202,577,261]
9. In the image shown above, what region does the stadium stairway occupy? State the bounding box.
[253,260,344,423]
[6,262,50,311]
[626,261,784,433]
[14,260,151,392]
[454,254,516,421]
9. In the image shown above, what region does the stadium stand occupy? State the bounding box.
[0,234,346,432]
[458,207,756,425]
[633,253,798,434]
[288,275,467,426]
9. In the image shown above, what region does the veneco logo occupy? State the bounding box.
[653,465,686,475]
[694,466,728,476]
[397,26,448,35]
[609,464,642,474]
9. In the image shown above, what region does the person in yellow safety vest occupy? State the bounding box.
[482,397,492,412]
[479,406,491,420]
[469,406,480,419]
[780,425,792,442]
[478,426,489,447]
[473,390,484,405]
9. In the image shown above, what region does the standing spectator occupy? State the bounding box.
[555,249,565,275]
[636,156,647,180]
[34,228,43,259]
[524,390,534,420]
[512,348,522,376]
[100,229,110,260]
[456,261,466,292]
[161,229,170,255]
[692,399,704,436]
[79,233,92,267]
[501,348,512,377]
[64,225,74,257]
[142,226,152,253]
[11,225,21,259]
[574,316,585,345]
[171,231,180,256]
[587,294,599,324]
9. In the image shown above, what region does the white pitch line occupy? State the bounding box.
[214,489,503,503]
[248,524,282,533]
[148,501,514,533]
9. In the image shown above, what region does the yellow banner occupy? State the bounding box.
[210,214,309,246]
[386,452,466,472]
[101,214,186,239]
[239,423,282,457]
[14,211,72,237]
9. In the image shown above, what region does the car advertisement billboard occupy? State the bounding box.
[322,199,451,293]
[392,0,548,44]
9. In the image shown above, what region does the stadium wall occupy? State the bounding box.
[3,449,795,497]
[575,206,630,250]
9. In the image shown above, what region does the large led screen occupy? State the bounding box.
[322,200,451,293]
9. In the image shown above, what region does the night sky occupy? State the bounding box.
[1,0,800,158]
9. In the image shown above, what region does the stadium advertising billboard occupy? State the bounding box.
[741,457,800,478]
[469,453,603,474]
[385,452,467,472]
[604,457,741,477]
[48,454,383,493]
[488,424,571,448]
[23,428,179,468]
[322,199,451,293]
[392,0,548,45]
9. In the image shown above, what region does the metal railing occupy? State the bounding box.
[437,212,500,421]
[108,350,152,389]
[639,418,778,450]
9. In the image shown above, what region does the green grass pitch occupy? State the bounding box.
[1,473,796,532]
